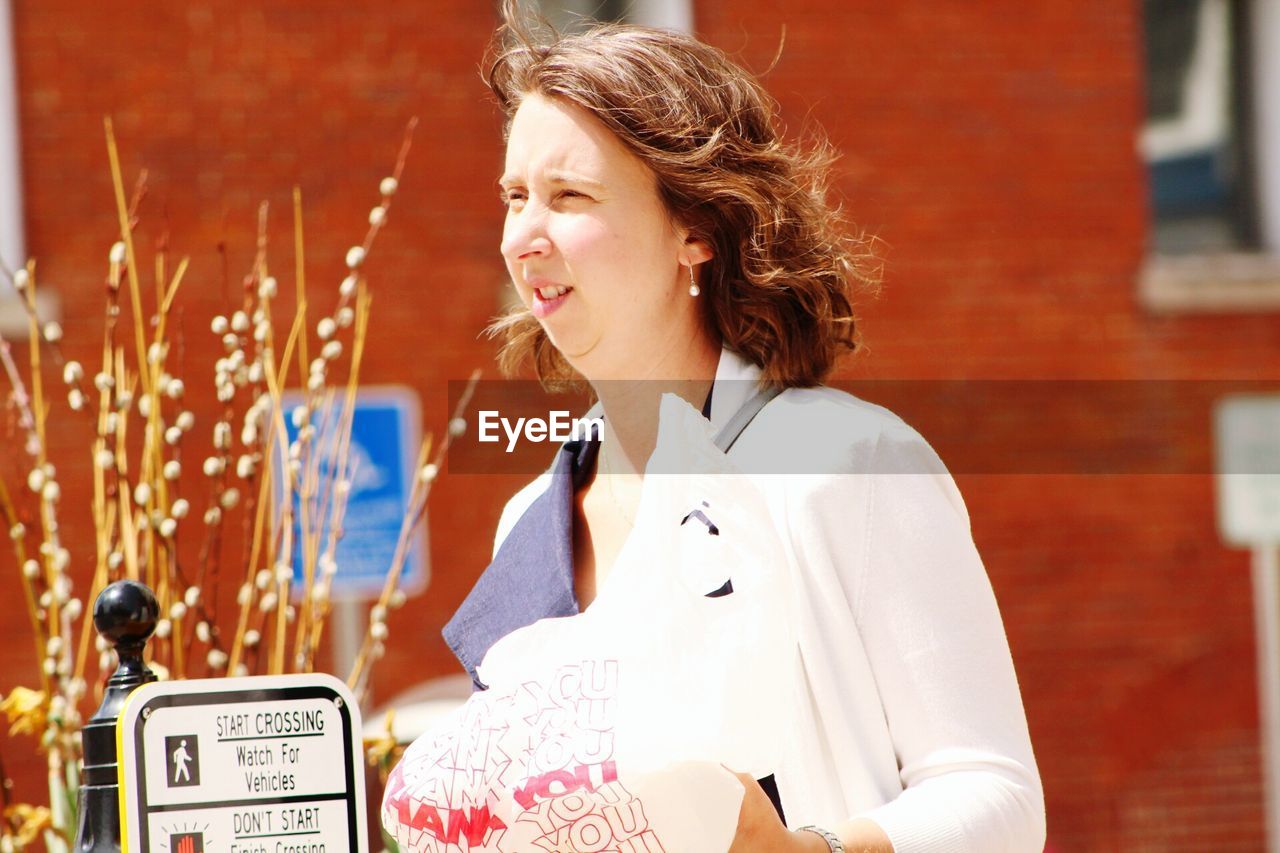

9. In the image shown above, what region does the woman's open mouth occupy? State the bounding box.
[531,284,573,319]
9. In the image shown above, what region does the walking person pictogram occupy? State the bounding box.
[164,734,201,787]
[172,740,192,783]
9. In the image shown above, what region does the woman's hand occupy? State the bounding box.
[725,771,830,853]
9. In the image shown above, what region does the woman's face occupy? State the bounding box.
[499,93,711,380]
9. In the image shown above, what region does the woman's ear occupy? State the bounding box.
[681,236,714,267]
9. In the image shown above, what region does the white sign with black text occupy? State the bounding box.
[117,673,368,853]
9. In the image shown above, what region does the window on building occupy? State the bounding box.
[0,0,31,336]
[1139,0,1280,311]
[1141,0,1257,254]
[534,0,692,33]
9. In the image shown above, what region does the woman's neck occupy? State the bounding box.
[590,335,720,475]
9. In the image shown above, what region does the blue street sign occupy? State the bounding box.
[278,386,427,601]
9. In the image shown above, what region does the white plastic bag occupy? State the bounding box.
[383,395,801,852]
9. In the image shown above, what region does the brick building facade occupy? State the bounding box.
[2,2,1277,849]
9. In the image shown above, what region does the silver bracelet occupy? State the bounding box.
[797,825,846,852]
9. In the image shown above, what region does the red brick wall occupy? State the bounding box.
[2,2,1276,849]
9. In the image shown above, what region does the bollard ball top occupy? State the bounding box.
[93,580,159,647]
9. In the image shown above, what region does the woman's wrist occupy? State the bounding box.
[792,827,841,852]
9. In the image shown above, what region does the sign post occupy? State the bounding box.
[1215,395,1280,852]
[117,674,368,853]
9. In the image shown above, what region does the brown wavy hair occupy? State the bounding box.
[485,3,881,388]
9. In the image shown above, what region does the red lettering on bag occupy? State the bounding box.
[513,761,619,809]
[385,767,506,843]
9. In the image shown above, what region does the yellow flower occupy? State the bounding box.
[0,687,48,738]
[3,802,52,846]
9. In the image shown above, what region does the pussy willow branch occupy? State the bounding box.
[346,366,482,695]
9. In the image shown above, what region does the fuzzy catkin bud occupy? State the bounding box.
[133,483,152,506]
[158,518,177,538]
[231,311,249,332]
[171,498,190,519]
[68,389,85,411]
[259,276,278,298]
[317,317,336,339]
[207,649,228,669]
[109,241,126,264]
[177,411,195,432]
[211,315,229,335]
[164,426,182,446]
[339,275,357,297]
[380,176,398,197]
[195,621,211,643]
[369,206,387,227]
[345,246,366,269]
[336,306,355,327]
[163,460,181,480]
[63,361,83,385]
[43,322,63,343]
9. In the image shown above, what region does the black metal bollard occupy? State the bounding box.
[74,580,159,852]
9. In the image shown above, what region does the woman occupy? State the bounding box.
[435,7,1045,852]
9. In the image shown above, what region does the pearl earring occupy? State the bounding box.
[687,264,700,297]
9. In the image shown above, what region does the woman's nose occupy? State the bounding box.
[500,209,552,263]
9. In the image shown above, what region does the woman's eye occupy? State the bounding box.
[500,189,526,207]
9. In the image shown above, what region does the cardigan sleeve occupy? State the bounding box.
[844,422,1046,852]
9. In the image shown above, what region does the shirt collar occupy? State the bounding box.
[707,346,764,436]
